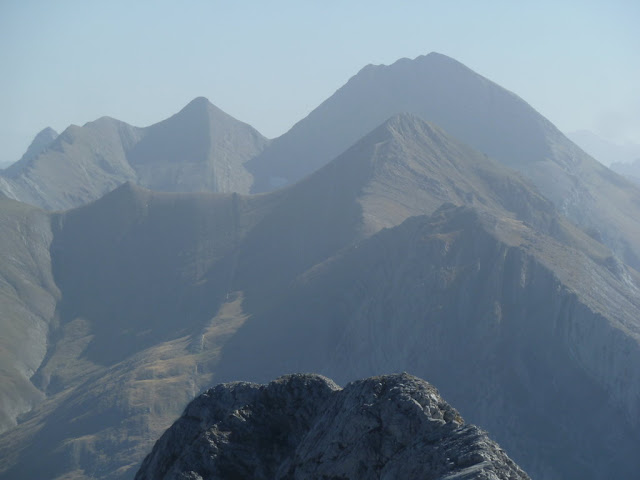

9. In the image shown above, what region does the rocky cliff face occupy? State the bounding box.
[136,373,530,480]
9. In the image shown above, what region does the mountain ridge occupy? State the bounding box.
[0,54,639,480]
[135,373,531,480]
[0,98,269,210]
[246,52,640,271]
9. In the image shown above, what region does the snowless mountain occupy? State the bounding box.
[0,113,638,480]
[0,97,268,210]
[248,52,640,271]
[0,54,639,480]
[136,373,530,480]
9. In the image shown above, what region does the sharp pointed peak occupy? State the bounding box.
[82,116,127,128]
[35,126,58,139]
[7,126,60,173]
[372,112,450,143]
[172,96,232,121]
[186,96,213,108]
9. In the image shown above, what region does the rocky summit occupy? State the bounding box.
[135,373,530,480]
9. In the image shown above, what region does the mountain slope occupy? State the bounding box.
[0,196,59,433]
[216,204,640,480]
[136,373,530,480]
[13,127,59,167]
[247,52,640,271]
[128,97,267,194]
[611,158,640,186]
[566,130,640,166]
[0,98,268,211]
[0,115,638,480]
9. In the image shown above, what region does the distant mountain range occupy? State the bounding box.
[0,98,267,210]
[610,159,640,186]
[566,129,640,166]
[3,53,638,274]
[566,130,640,186]
[0,53,639,480]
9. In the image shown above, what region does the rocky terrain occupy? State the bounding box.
[136,373,530,480]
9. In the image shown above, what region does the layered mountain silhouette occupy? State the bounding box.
[0,108,639,480]
[611,158,640,186]
[136,373,530,480]
[567,130,640,166]
[0,98,268,210]
[4,53,639,271]
[247,52,640,271]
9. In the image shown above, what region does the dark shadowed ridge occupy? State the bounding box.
[247,52,640,271]
[0,98,269,211]
[136,373,530,480]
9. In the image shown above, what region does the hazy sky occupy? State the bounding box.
[1,1,638,165]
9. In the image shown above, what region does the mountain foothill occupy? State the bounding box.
[0,52,639,480]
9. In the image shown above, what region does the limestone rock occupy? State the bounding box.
[136,373,530,480]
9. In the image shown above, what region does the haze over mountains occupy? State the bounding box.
[567,129,640,167]
[4,53,638,273]
[0,52,639,480]
[567,130,640,186]
[0,97,267,211]
[248,52,640,272]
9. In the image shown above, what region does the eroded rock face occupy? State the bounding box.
[136,373,530,480]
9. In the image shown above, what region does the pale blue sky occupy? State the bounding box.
[1,1,638,165]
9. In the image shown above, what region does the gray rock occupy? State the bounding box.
[136,373,530,480]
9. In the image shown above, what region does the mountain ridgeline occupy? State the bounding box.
[247,52,640,271]
[0,53,639,480]
[0,97,268,210]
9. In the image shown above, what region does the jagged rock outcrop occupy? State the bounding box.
[136,373,530,480]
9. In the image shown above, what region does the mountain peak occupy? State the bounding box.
[178,96,220,117]
[19,126,58,161]
[136,373,530,480]
[379,112,444,138]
